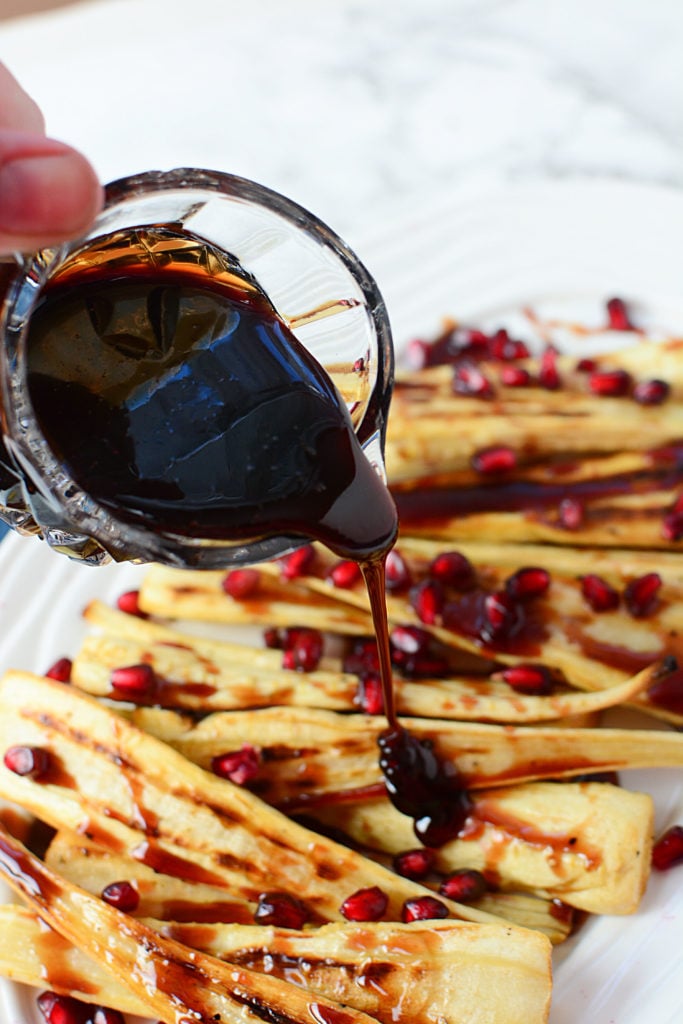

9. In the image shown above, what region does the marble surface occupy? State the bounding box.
[1,0,682,261]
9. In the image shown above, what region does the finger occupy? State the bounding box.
[0,63,45,134]
[0,131,103,255]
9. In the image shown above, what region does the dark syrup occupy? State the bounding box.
[26,227,466,847]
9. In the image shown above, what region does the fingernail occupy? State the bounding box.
[0,150,101,236]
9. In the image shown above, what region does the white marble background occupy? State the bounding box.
[1,0,682,255]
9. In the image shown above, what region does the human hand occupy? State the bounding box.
[0,63,102,256]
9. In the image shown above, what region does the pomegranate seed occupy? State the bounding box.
[394,651,450,678]
[662,510,683,542]
[624,573,662,618]
[580,574,620,612]
[116,589,146,617]
[343,637,380,676]
[575,357,597,373]
[453,362,494,399]
[385,548,412,592]
[390,625,431,656]
[279,545,316,580]
[401,895,449,923]
[222,568,261,599]
[439,869,487,902]
[471,445,517,475]
[652,825,683,871]
[37,992,93,1024]
[327,560,362,589]
[45,657,72,683]
[505,567,550,601]
[3,745,50,779]
[263,627,282,649]
[634,378,670,406]
[281,629,323,672]
[429,550,475,589]
[340,886,388,922]
[647,660,683,714]
[606,297,636,331]
[500,365,532,387]
[500,664,554,695]
[404,338,431,370]
[212,744,261,785]
[393,847,435,880]
[254,891,309,929]
[353,357,365,372]
[355,673,385,714]
[483,590,520,641]
[109,663,157,700]
[588,368,632,397]
[558,497,584,530]
[538,345,561,390]
[488,329,529,362]
[93,1010,125,1024]
[101,880,140,913]
[410,579,444,624]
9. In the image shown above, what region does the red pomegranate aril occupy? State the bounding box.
[558,497,584,530]
[343,637,380,676]
[662,510,683,542]
[212,743,261,785]
[404,338,431,370]
[500,664,554,695]
[390,625,431,656]
[575,357,597,373]
[580,574,620,612]
[505,567,550,601]
[263,627,282,649]
[340,885,388,921]
[401,895,449,922]
[500,365,532,387]
[393,847,435,880]
[471,445,517,475]
[647,662,683,715]
[355,673,385,715]
[587,368,632,397]
[101,879,140,913]
[222,568,261,599]
[410,579,444,625]
[439,869,487,902]
[385,548,412,592]
[453,362,494,399]
[281,629,323,672]
[109,663,157,699]
[37,992,92,1024]
[3,744,50,779]
[279,544,316,580]
[489,329,529,362]
[93,1010,125,1024]
[633,378,670,406]
[483,590,519,638]
[255,891,309,929]
[624,573,662,618]
[429,550,476,590]
[606,296,636,331]
[45,657,72,683]
[652,825,683,871]
[116,589,146,617]
[538,345,561,390]
[327,559,362,589]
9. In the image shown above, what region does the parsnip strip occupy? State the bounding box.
[129,699,683,797]
[0,904,553,1024]
[75,601,657,723]
[0,826,383,1024]
[306,781,654,915]
[45,829,571,943]
[0,670,499,927]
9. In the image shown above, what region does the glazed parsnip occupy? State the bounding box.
[0,904,553,1024]
[0,670,499,928]
[129,700,683,796]
[74,600,657,723]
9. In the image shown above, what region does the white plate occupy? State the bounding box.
[1,179,683,1024]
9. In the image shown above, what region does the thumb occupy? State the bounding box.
[0,131,103,256]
